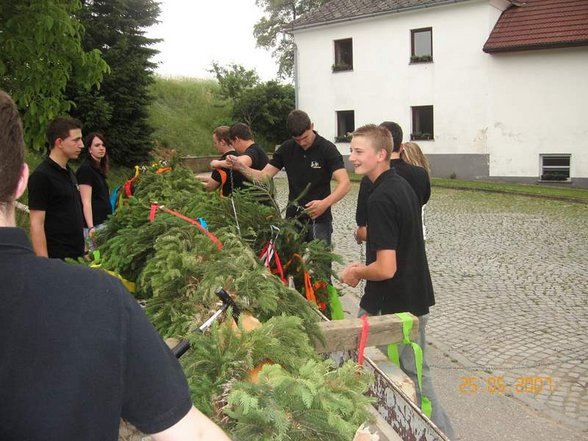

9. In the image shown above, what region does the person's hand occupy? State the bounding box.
[340,263,361,287]
[305,199,328,219]
[88,226,96,239]
[226,154,241,170]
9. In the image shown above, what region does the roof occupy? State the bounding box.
[288,0,474,30]
[484,0,588,52]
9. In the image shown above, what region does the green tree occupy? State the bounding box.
[233,81,294,148]
[0,0,108,151]
[66,0,160,166]
[210,63,294,150]
[209,62,260,102]
[254,0,327,79]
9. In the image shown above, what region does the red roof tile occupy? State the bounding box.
[484,0,588,53]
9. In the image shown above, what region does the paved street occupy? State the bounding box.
[274,178,588,440]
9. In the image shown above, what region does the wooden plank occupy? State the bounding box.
[314,314,419,353]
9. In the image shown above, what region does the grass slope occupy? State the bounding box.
[148,77,232,156]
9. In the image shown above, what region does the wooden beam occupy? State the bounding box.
[314,314,419,353]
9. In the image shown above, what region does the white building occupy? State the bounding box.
[289,0,588,186]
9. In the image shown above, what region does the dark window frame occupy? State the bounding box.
[410,27,433,63]
[540,154,571,181]
[333,38,353,72]
[411,106,434,140]
[335,110,355,142]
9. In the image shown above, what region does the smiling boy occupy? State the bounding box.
[340,124,454,438]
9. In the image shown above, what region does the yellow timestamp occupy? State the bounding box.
[459,376,553,395]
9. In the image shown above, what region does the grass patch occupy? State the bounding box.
[348,172,588,203]
[148,77,232,156]
[432,178,588,203]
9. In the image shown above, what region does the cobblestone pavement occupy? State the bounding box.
[273,178,588,438]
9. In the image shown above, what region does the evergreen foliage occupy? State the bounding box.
[225,360,373,440]
[66,0,161,166]
[85,165,372,439]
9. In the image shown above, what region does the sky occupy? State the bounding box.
[146,0,279,81]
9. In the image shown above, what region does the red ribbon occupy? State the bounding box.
[357,314,370,367]
[149,203,223,250]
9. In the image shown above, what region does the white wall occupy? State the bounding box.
[293,0,492,156]
[293,0,588,180]
[486,47,588,178]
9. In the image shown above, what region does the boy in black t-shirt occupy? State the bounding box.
[340,124,454,439]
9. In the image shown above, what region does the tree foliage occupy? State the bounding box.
[210,63,294,149]
[66,0,161,166]
[209,62,260,102]
[0,0,108,151]
[234,81,294,147]
[254,0,328,79]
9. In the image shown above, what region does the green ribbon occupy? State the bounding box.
[327,284,345,320]
[387,312,432,418]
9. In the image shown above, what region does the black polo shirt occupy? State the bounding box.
[271,132,345,223]
[360,169,435,317]
[211,150,246,196]
[28,157,84,259]
[0,228,192,439]
[76,158,112,226]
[243,143,269,171]
[356,158,430,227]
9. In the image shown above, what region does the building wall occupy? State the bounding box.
[486,47,588,181]
[293,0,588,185]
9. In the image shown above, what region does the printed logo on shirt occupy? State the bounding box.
[310,161,322,169]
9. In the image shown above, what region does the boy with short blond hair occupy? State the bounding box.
[341,124,453,438]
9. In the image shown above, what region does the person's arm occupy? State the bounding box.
[151,406,231,441]
[354,226,367,244]
[79,184,95,234]
[210,159,229,169]
[203,178,220,192]
[229,156,278,182]
[304,168,351,220]
[29,209,48,257]
[340,249,397,287]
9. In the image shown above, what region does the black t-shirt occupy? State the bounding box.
[0,228,192,440]
[211,150,246,196]
[360,169,435,317]
[243,143,269,171]
[28,157,85,259]
[271,133,345,223]
[356,158,430,227]
[76,158,112,226]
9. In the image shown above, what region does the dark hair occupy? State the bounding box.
[84,132,109,175]
[286,110,311,137]
[379,121,403,152]
[229,123,253,141]
[213,126,232,145]
[46,117,82,151]
[0,90,25,207]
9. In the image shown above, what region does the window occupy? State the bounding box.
[411,106,434,140]
[333,38,353,72]
[540,154,571,181]
[411,28,433,63]
[335,110,355,142]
